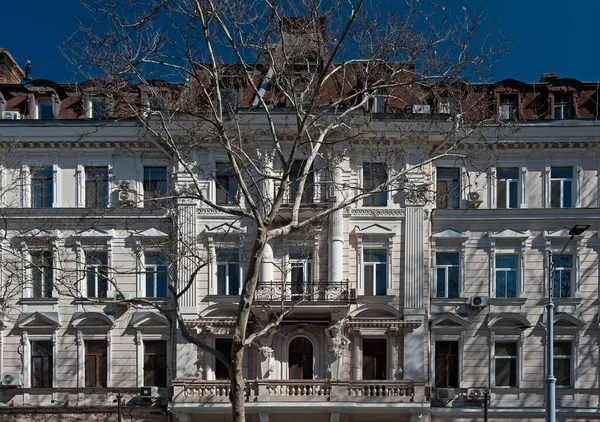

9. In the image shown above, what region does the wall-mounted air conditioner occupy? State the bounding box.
[139,386,160,399]
[2,373,23,387]
[467,192,482,208]
[2,111,20,120]
[467,388,489,401]
[468,295,489,308]
[118,181,137,206]
[434,388,455,400]
[412,104,431,115]
[114,292,133,301]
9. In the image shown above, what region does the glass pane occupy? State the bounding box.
[364,249,386,263]
[85,356,97,387]
[86,340,106,354]
[551,167,572,178]
[506,270,517,298]
[156,268,168,297]
[86,269,97,297]
[497,167,518,179]
[364,265,374,296]
[217,265,226,295]
[436,268,446,297]
[145,272,156,297]
[496,271,506,298]
[550,180,561,208]
[563,181,572,208]
[375,263,386,295]
[99,355,107,387]
[496,255,517,269]
[38,99,54,119]
[554,358,570,386]
[496,357,517,386]
[447,266,459,298]
[144,355,156,386]
[496,342,517,356]
[228,263,240,295]
[508,180,518,208]
[497,180,507,208]
[437,253,459,266]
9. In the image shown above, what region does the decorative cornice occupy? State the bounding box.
[349,208,405,218]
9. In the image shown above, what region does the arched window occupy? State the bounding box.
[289,337,313,379]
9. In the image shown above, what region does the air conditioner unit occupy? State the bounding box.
[467,192,482,208]
[467,388,489,401]
[139,386,160,399]
[349,288,357,301]
[2,111,20,120]
[434,388,455,400]
[114,292,133,301]
[412,104,431,115]
[469,295,489,308]
[2,373,23,387]
[118,181,137,205]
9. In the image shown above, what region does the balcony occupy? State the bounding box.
[172,379,426,404]
[254,280,350,302]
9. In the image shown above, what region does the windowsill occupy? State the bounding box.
[431,297,467,306]
[489,297,527,306]
[553,297,582,306]
[19,297,59,305]
[358,295,395,302]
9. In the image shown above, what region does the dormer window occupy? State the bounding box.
[91,97,108,119]
[37,98,54,119]
[438,98,455,116]
[554,94,573,120]
[499,94,518,120]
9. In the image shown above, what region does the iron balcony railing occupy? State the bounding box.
[254,279,350,302]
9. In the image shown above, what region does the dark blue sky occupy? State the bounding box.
[2,1,598,83]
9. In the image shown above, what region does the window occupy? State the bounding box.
[363,163,387,206]
[85,167,109,208]
[435,252,459,298]
[550,166,573,208]
[495,342,517,387]
[37,98,54,119]
[497,167,519,209]
[31,167,53,208]
[363,249,387,296]
[215,338,233,380]
[85,340,107,387]
[86,252,108,298]
[496,255,517,298]
[31,340,53,388]
[148,95,166,111]
[221,89,238,114]
[435,341,459,387]
[144,253,168,298]
[498,94,518,120]
[289,337,313,379]
[436,168,460,209]
[438,98,455,116]
[143,166,168,207]
[552,254,572,298]
[217,249,240,295]
[289,247,312,299]
[91,97,108,119]
[363,339,386,380]
[31,251,53,298]
[216,162,238,205]
[289,160,314,203]
[554,94,573,120]
[144,341,167,387]
[554,341,572,387]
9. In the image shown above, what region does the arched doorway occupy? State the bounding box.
[289,337,313,379]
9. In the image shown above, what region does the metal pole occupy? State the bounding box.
[483,389,489,422]
[117,392,122,422]
[546,249,556,422]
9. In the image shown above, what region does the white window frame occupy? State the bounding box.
[490,333,523,388]
[488,230,528,299]
[281,330,320,380]
[138,252,169,298]
[434,166,461,209]
[493,252,519,299]
[434,250,460,299]
[286,244,314,299]
[76,331,112,389]
[75,233,114,300]
[431,230,468,300]
[76,157,114,208]
[214,246,242,296]
[431,333,463,389]
[545,157,581,209]
[22,332,57,389]
[544,229,584,299]
[22,162,60,208]
[28,249,55,299]
[137,159,171,209]
[135,332,170,388]
[36,97,54,120]
[552,334,578,388]
[550,166,574,208]
[494,166,520,209]
[360,161,390,207]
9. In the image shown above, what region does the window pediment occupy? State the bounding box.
[70,311,114,330]
[487,312,530,331]
[431,312,470,330]
[16,311,60,330]
[488,229,529,241]
[134,228,168,238]
[129,311,169,330]
[553,312,585,329]
[204,223,247,236]
[355,224,395,237]
[20,229,59,240]
[432,229,468,240]
[77,228,115,239]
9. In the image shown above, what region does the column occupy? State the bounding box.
[176,197,197,315]
[328,165,344,284]
[353,331,361,380]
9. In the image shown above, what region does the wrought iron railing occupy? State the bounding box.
[254,280,350,302]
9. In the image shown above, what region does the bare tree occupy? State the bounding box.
[63,1,509,420]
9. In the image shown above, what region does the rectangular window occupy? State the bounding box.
[144,340,167,387]
[91,97,108,119]
[363,249,387,296]
[436,252,459,298]
[436,168,460,209]
[497,167,519,209]
[31,251,53,298]
[554,341,572,387]
[217,249,240,295]
[143,166,168,207]
[496,255,518,298]
[363,163,387,206]
[37,98,54,119]
[554,94,573,120]
[85,340,107,388]
[216,162,238,205]
[31,167,54,208]
[435,341,459,388]
[552,254,572,298]
[289,160,314,203]
[498,94,518,120]
[289,247,313,299]
[215,338,233,380]
[85,166,109,208]
[495,342,517,387]
[550,166,573,208]
[144,253,168,298]
[31,340,53,388]
[86,252,108,298]
[362,339,386,380]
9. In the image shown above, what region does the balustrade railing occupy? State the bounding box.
[254,279,350,302]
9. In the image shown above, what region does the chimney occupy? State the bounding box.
[0,49,25,84]
[539,73,558,83]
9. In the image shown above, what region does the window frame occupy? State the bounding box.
[362,162,388,207]
[142,165,169,208]
[84,339,108,388]
[30,249,54,299]
[552,336,578,388]
[143,340,168,387]
[551,253,573,299]
[362,338,388,381]
[31,166,54,208]
[553,94,573,120]
[434,251,460,299]
[287,245,314,300]
[498,94,519,120]
[84,166,110,208]
[494,253,519,299]
[215,247,241,296]
[362,248,388,296]
[433,339,460,388]
[25,335,56,389]
[215,162,239,205]
[83,251,109,299]
[495,167,520,209]
[142,252,168,298]
[550,166,573,208]
[37,97,54,120]
[435,167,461,209]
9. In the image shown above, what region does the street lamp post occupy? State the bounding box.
[545,224,589,422]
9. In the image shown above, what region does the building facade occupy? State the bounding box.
[0,48,599,422]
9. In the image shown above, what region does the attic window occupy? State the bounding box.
[37,98,54,119]
[499,94,518,120]
[554,94,573,120]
